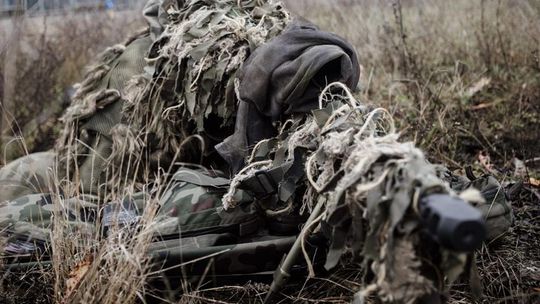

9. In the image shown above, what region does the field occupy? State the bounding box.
[1,0,539,303]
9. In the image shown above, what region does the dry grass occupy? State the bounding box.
[0,10,145,164]
[1,0,539,303]
[292,2,540,303]
[289,0,540,166]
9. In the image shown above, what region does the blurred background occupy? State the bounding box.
[1,0,145,164]
[0,0,137,14]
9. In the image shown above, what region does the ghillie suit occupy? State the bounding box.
[54,29,153,196]
[1,86,506,303]
[56,0,291,197]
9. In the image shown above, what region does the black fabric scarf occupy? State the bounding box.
[216,18,360,173]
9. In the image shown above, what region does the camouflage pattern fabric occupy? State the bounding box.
[0,152,95,253]
[0,152,57,204]
[0,193,99,253]
[152,168,259,237]
[0,194,57,245]
[0,166,259,257]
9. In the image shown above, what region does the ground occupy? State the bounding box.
[0,0,539,303]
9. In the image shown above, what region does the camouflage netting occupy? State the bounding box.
[224,82,477,302]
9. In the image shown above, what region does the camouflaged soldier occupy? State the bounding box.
[0,0,294,254]
[0,0,514,294]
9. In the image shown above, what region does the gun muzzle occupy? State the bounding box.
[420,194,486,252]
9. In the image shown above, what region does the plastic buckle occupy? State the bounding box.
[254,170,278,199]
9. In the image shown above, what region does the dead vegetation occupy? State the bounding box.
[0,10,144,164]
[1,0,539,303]
[293,0,540,167]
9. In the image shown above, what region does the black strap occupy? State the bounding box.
[238,161,294,199]
[239,147,308,201]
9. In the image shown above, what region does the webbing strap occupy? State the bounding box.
[238,161,293,200]
[239,147,308,201]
